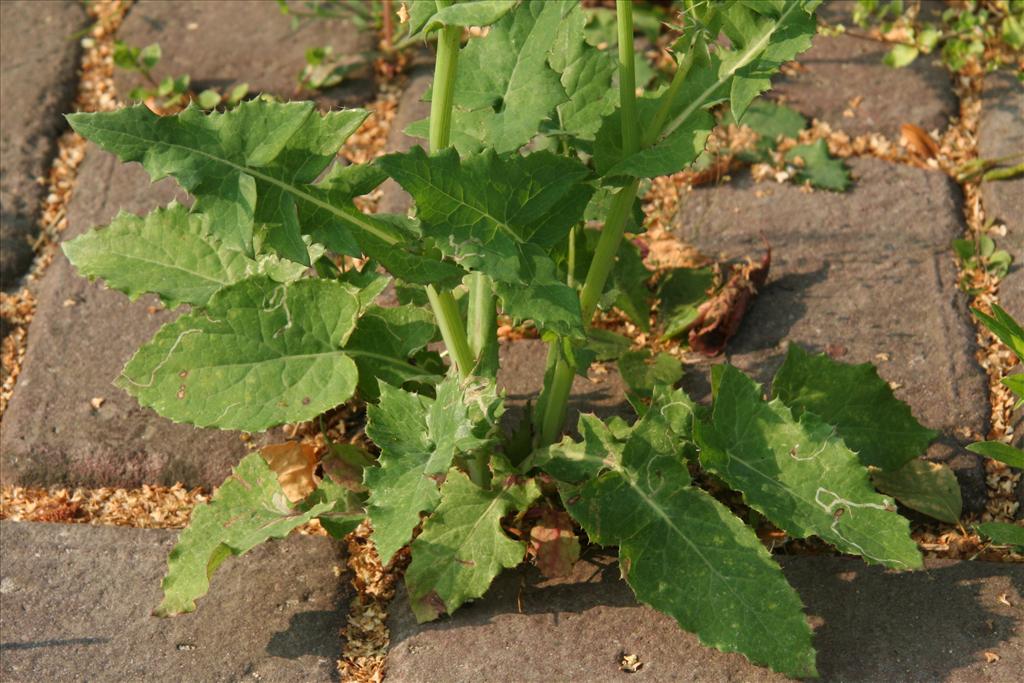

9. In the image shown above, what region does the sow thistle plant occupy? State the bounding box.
[63,0,954,675]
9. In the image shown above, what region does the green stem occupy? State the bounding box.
[537,1,641,446]
[429,11,461,152]
[641,47,696,149]
[424,4,474,379]
[467,271,498,376]
[426,285,475,379]
[615,0,640,157]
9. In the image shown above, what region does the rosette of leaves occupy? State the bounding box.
[63,0,948,676]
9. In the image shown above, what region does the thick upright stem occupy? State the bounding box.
[537,1,641,446]
[467,271,498,376]
[615,0,640,157]
[425,6,475,379]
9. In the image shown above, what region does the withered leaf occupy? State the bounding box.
[687,241,771,356]
[261,441,319,503]
[529,507,580,578]
[900,123,939,159]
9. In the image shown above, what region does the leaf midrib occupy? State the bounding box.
[82,122,399,245]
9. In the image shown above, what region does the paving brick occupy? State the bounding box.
[0,1,87,289]
[977,71,1024,321]
[675,157,989,512]
[771,33,956,139]
[0,521,348,683]
[112,0,375,110]
[377,65,432,216]
[0,145,274,489]
[387,551,1023,683]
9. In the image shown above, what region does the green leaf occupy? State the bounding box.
[570,229,650,329]
[719,1,819,119]
[365,375,503,565]
[976,522,1024,551]
[565,409,817,678]
[785,140,851,191]
[872,460,962,524]
[413,0,569,154]
[884,44,920,68]
[584,328,633,362]
[196,89,222,110]
[63,202,256,309]
[548,1,617,142]
[139,42,162,70]
[532,412,625,483]
[307,476,366,539]
[966,441,1024,469]
[973,305,1024,363]
[700,365,922,569]
[67,101,372,261]
[728,98,807,142]
[772,345,938,471]
[410,0,519,38]
[658,266,714,339]
[595,93,715,178]
[618,350,683,400]
[404,468,540,622]
[118,276,361,431]
[378,147,592,336]
[154,453,334,616]
[343,304,440,401]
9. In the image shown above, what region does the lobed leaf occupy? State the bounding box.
[378,146,593,336]
[408,0,568,154]
[118,275,361,431]
[408,0,519,39]
[68,101,372,262]
[547,1,618,143]
[343,304,440,401]
[63,202,255,309]
[785,139,851,191]
[699,365,922,569]
[365,375,503,565]
[772,345,937,471]
[565,409,817,678]
[154,453,336,616]
[404,468,540,622]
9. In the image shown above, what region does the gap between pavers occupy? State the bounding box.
[112,0,375,110]
[675,157,990,512]
[0,0,88,289]
[386,551,1023,683]
[0,520,350,682]
[0,145,275,489]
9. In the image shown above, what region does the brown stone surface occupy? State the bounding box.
[772,32,956,138]
[675,157,989,512]
[0,145,272,489]
[113,0,375,109]
[496,339,630,436]
[0,521,348,682]
[0,0,87,289]
[977,71,1024,320]
[377,65,432,216]
[387,552,1023,683]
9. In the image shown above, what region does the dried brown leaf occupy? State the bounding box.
[529,507,580,578]
[261,441,319,503]
[688,240,771,356]
[900,123,940,159]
